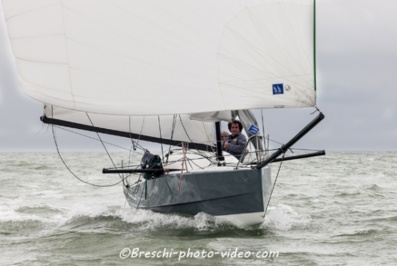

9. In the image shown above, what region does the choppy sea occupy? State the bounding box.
[1,151,396,265]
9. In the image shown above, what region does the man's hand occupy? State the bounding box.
[223,142,230,149]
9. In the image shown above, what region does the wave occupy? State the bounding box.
[363,214,397,223]
[16,205,63,215]
[1,201,276,238]
[263,204,312,231]
[0,205,64,236]
[0,219,47,236]
[59,205,270,236]
[334,191,362,198]
[333,228,382,238]
[61,203,319,232]
[54,203,315,235]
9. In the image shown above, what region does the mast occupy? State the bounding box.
[215,122,224,163]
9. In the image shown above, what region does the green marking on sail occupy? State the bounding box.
[313,0,317,92]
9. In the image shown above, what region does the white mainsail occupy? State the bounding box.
[3,0,316,146]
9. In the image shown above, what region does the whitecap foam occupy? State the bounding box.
[263,204,311,231]
[0,205,64,224]
[99,207,252,231]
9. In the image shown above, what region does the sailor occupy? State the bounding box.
[223,120,247,160]
[221,130,229,141]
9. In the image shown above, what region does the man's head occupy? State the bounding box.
[228,120,243,135]
[221,131,229,141]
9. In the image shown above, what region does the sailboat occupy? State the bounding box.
[3,0,324,226]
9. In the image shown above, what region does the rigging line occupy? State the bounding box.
[263,153,285,220]
[51,124,123,187]
[186,151,212,169]
[158,116,164,161]
[167,150,209,170]
[170,115,177,144]
[177,115,202,149]
[127,116,145,172]
[178,115,212,164]
[127,116,134,171]
[166,115,178,163]
[287,148,324,153]
[53,126,130,151]
[178,143,188,192]
[261,109,266,150]
[135,182,145,209]
[126,174,143,195]
[128,116,146,150]
[267,138,287,147]
[167,155,209,166]
[136,116,146,149]
[128,116,134,147]
[311,106,321,115]
[85,113,123,181]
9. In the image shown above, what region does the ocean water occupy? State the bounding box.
[1,151,396,265]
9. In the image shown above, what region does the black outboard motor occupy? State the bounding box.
[140,150,164,180]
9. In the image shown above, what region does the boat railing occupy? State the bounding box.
[236,135,266,168]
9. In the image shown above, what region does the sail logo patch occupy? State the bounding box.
[272,84,284,95]
[248,124,260,135]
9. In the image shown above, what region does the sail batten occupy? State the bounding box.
[4,0,316,117]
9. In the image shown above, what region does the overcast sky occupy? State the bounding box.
[1,0,397,152]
